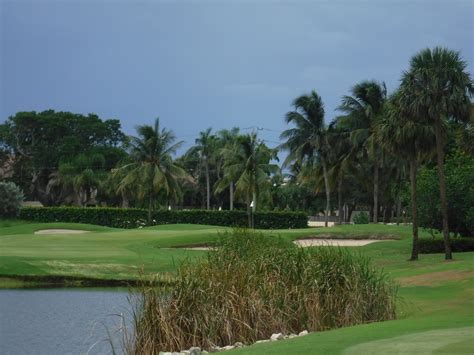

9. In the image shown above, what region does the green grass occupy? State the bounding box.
[0,222,315,281]
[1,221,473,353]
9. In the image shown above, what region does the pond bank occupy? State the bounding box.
[0,275,172,289]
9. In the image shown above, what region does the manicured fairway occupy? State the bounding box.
[0,221,403,282]
[1,220,473,353]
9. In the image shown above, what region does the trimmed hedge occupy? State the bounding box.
[18,207,308,229]
[418,238,474,254]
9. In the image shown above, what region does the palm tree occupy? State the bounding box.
[327,116,356,224]
[280,91,331,227]
[399,47,473,260]
[378,94,435,260]
[188,128,216,210]
[220,133,278,227]
[338,81,387,223]
[116,118,186,223]
[53,153,105,206]
[215,128,240,210]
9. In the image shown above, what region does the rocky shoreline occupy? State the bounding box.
[159,330,309,355]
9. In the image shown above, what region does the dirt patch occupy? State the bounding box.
[295,239,387,247]
[398,270,474,287]
[35,229,91,235]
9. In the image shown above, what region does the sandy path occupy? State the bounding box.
[34,229,91,235]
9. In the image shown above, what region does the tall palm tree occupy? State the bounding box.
[215,127,240,210]
[399,47,473,260]
[280,91,331,227]
[327,116,355,224]
[378,94,435,260]
[188,128,216,210]
[220,133,278,226]
[338,81,387,223]
[116,118,186,223]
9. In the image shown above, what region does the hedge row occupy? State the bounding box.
[18,207,309,229]
[418,238,474,254]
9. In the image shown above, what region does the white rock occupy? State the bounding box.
[159,352,173,355]
[255,339,270,344]
[298,330,309,336]
[189,347,201,355]
[270,333,284,341]
[234,342,244,348]
[222,345,235,350]
[288,334,298,339]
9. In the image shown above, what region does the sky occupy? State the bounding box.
[1,0,473,153]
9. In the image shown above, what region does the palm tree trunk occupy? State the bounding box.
[396,196,401,226]
[252,190,257,229]
[373,154,379,224]
[338,176,343,224]
[148,194,153,225]
[205,161,210,210]
[229,181,234,211]
[147,168,155,224]
[434,121,452,260]
[246,194,251,228]
[409,159,419,261]
[321,157,331,228]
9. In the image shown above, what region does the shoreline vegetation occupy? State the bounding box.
[125,230,397,353]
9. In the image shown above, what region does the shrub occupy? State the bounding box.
[0,182,24,217]
[126,230,397,353]
[418,237,474,254]
[353,211,369,224]
[18,207,308,229]
[417,150,474,237]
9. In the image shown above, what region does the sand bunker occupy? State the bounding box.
[34,229,91,235]
[178,239,386,251]
[294,239,385,247]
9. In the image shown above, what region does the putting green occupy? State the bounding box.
[343,327,474,354]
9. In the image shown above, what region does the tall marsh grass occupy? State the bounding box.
[125,230,397,353]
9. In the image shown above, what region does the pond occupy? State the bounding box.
[0,288,131,355]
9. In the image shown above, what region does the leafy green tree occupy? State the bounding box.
[280,91,331,226]
[399,47,473,260]
[0,182,24,217]
[0,110,126,205]
[338,81,387,223]
[115,118,186,223]
[417,150,474,238]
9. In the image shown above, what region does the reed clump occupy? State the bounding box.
[126,229,397,353]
